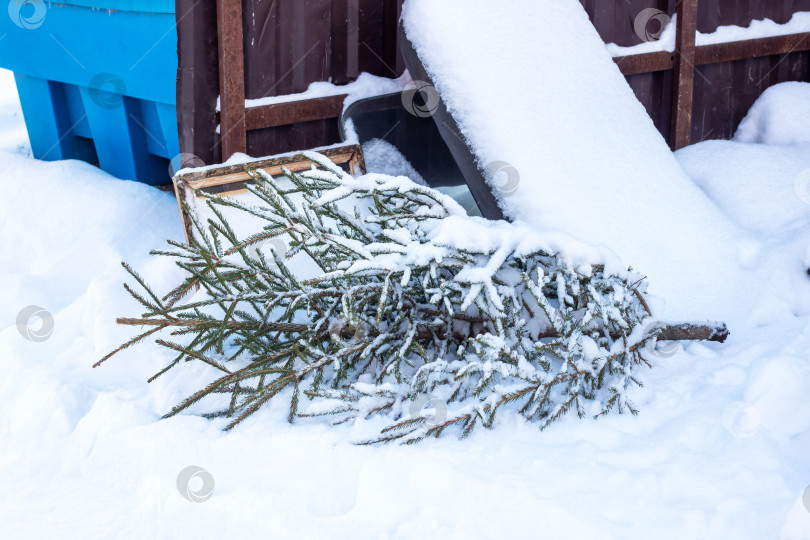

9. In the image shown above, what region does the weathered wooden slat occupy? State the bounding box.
[695,32,810,66]
[172,145,366,243]
[243,95,348,131]
[614,33,810,74]
[216,0,247,160]
[176,145,364,184]
[185,151,360,192]
[614,50,675,75]
[670,0,699,151]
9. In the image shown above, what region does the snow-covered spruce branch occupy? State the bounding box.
[99,151,664,443]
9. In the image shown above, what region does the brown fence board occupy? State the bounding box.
[615,51,675,75]
[696,32,810,64]
[671,0,699,149]
[216,0,247,160]
[243,95,349,131]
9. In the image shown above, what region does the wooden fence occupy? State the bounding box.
[176,0,810,165]
[603,0,810,149]
[176,0,404,166]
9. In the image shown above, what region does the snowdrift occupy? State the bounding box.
[734,81,810,146]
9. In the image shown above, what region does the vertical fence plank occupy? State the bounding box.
[670,0,699,150]
[216,0,247,160]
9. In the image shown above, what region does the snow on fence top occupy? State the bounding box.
[402,0,744,320]
[605,11,810,57]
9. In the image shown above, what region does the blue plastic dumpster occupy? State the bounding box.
[0,0,179,184]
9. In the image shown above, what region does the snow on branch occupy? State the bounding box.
[98,152,693,443]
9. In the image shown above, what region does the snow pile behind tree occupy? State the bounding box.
[734,81,810,146]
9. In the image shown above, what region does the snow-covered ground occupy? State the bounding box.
[2,61,810,540]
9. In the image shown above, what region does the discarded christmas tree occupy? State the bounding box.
[98,151,667,443]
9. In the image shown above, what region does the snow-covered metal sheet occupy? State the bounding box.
[401,0,743,320]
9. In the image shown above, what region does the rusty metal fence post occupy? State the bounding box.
[216,0,247,160]
[670,0,699,150]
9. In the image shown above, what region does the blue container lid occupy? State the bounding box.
[48,1,174,14]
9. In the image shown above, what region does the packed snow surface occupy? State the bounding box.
[734,82,810,146]
[402,0,743,322]
[360,138,482,216]
[361,138,428,186]
[2,34,810,540]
